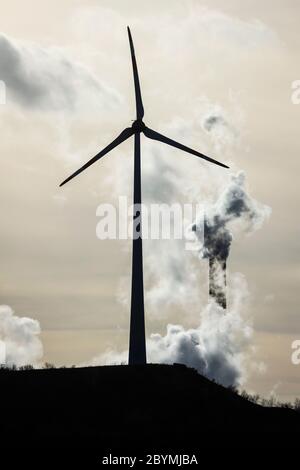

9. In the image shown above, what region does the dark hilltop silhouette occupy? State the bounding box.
[0,363,299,453]
[2,29,296,461]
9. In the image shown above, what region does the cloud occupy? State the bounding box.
[192,8,278,48]
[0,305,43,367]
[0,33,121,111]
[203,114,227,132]
[194,171,271,261]
[201,109,239,153]
[148,274,253,387]
[88,274,257,387]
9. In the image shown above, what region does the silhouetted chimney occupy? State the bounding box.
[208,256,226,309]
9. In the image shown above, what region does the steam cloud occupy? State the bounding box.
[0,33,120,111]
[0,305,43,367]
[194,171,271,261]
[98,273,254,387]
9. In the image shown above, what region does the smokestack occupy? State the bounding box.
[202,214,229,310]
[208,256,227,309]
[192,172,270,310]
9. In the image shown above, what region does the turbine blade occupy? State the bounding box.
[143,127,229,169]
[127,26,144,120]
[60,127,134,187]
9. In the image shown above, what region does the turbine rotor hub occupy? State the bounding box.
[131,119,146,133]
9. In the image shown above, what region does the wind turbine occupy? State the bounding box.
[60,27,229,366]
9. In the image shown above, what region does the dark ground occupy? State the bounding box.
[0,363,299,459]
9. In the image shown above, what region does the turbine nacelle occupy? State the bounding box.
[131,119,146,133]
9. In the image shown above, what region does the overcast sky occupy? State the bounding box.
[0,0,299,401]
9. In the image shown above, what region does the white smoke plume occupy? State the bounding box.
[194,171,271,261]
[88,274,257,387]
[147,273,254,387]
[0,305,43,367]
